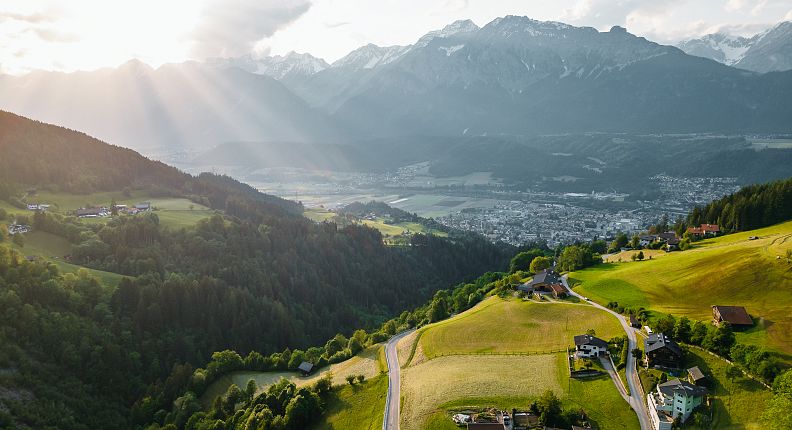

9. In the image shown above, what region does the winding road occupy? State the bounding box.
[383,330,415,430]
[562,275,652,430]
[382,280,651,430]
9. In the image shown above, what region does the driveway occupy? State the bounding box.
[562,275,652,430]
[383,330,415,430]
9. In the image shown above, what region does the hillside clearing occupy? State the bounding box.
[200,344,385,407]
[309,374,387,430]
[571,221,792,356]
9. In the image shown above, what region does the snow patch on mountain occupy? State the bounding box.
[439,44,465,56]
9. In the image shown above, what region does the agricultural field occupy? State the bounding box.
[310,374,387,430]
[571,221,792,356]
[397,296,639,430]
[416,297,624,359]
[16,191,215,229]
[400,354,638,430]
[304,208,447,238]
[200,344,385,407]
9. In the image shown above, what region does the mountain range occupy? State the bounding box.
[678,21,792,73]
[1,16,791,155]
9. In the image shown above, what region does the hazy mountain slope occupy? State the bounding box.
[679,21,792,73]
[0,60,336,153]
[735,22,792,72]
[207,51,329,83]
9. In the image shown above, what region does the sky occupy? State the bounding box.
[1,0,791,74]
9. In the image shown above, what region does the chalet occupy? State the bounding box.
[629,314,641,329]
[657,232,678,243]
[711,305,753,328]
[297,361,314,376]
[701,224,720,236]
[686,227,704,238]
[135,202,151,211]
[647,379,706,430]
[76,207,108,218]
[687,366,705,385]
[644,333,683,369]
[639,234,658,247]
[574,334,609,358]
[549,283,567,298]
[665,237,680,252]
[26,203,50,211]
[521,268,564,297]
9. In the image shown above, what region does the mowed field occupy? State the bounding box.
[417,297,624,358]
[398,296,639,430]
[201,345,385,407]
[571,221,792,356]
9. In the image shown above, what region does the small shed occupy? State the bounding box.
[629,314,641,328]
[297,361,314,375]
[687,366,706,385]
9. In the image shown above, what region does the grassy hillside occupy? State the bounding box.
[570,221,792,356]
[398,296,638,430]
[310,374,387,430]
[684,347,771,430]
[417,297,624,359]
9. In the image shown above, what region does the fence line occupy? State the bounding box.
[430,349,567,358]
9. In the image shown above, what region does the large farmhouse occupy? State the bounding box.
[645,333,683,369]
[517,268,566,298]
[711,305,753,328]
[647,378,707,430]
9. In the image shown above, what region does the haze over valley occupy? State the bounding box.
[1,2,792,430]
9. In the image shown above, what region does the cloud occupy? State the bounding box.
[191,0,312,58]
[29,27,79,43]
[785,9,792,20]
[559,0,683,30]
[0,11,54,23]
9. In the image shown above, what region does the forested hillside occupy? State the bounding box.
[688,176,792,231]
[0,112,513,429]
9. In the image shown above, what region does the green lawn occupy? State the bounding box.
[401,354,638,430]
[684,347,771,430]
[418,297,624,358]
[309,374,387,430]
[571,221,792,356]
[10,230,71,257]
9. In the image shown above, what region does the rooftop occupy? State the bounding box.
[658,378,707,398]
[712,305,753,326]
[574,334,608,349]
[645,333,682,356]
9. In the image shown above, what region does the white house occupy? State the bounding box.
[573,334,608,358]
[647,379,706,430]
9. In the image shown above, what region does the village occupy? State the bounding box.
[444,230,762,430]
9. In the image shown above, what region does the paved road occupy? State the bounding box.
[383,330,415,430]
[562,275,652,430]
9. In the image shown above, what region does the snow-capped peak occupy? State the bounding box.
[415,19,480,47]
[331,44,411,70]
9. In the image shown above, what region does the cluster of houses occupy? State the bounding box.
[26,203,50,211]
[636,224,721,252]
[637,231,681,251]
[75,202,151,218]
[7,223,31,235]
[517,268,567,299]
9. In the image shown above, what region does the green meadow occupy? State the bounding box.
[417,296,624,358]
[571,221,792,356]
[399,296,638,430]
[310,374,387,430]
